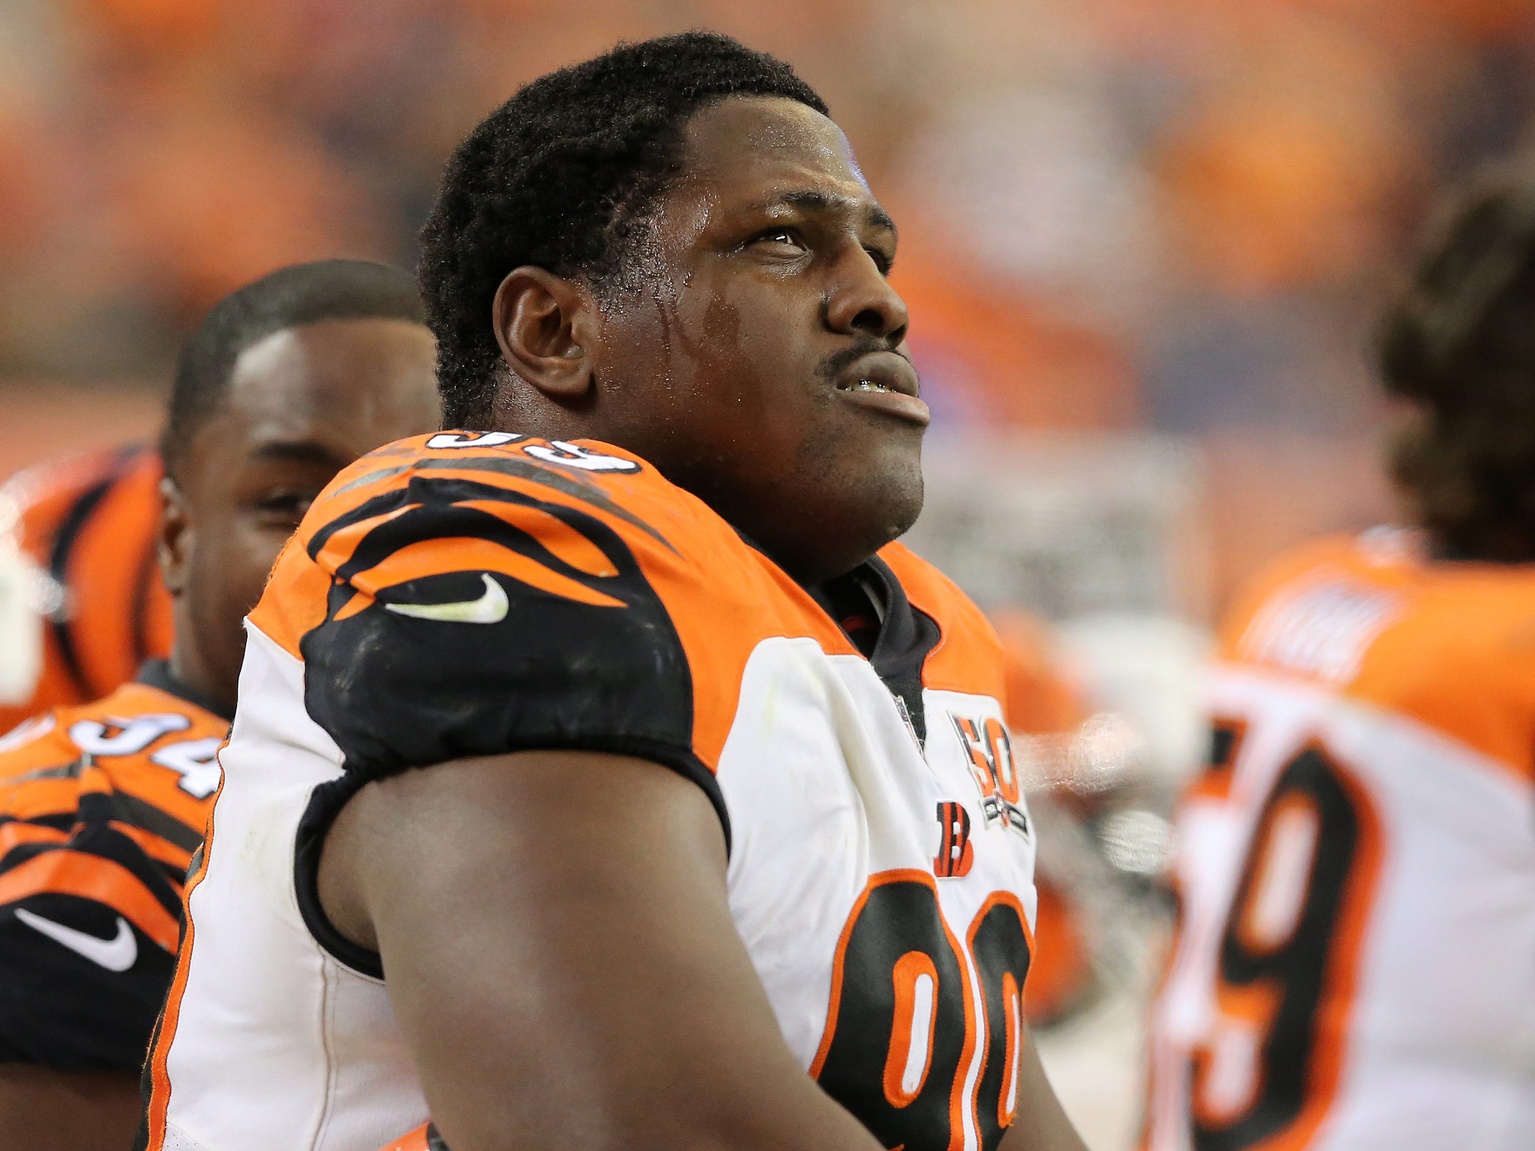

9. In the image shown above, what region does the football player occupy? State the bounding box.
[142,32,1089,1151]
[0,260,439,1150]
[0,445,172,735]
[1141,169,1535,1150]
[993,610,1097,1028]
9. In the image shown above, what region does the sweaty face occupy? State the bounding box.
[167,318,440,711]
[590,97,925,584]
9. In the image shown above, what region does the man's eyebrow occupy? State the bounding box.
[757,190,898,235]
[250,441,352,469]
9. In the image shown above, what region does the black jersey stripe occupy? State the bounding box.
[0,759,84,787]
[0,812,76,837]
[79,790,203,855]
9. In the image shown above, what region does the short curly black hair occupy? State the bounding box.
[418,31,828,429]
[1379,165,1535,561]
[162,260,425,481]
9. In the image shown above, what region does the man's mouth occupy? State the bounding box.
[835,350,919,396]
[834,351,929,426]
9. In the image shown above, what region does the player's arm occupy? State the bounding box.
[0,820,186,1150]
[997,1039,1091,1151]
[321,749,886,1151]
[0,1065,142,1151]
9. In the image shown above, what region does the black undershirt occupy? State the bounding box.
[808,557,941,746]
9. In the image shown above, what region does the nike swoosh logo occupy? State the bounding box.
[14,908,138,972]
[383,572,509,624]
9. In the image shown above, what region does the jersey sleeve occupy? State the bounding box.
[291,443,713,800]
[0,816,185,1070]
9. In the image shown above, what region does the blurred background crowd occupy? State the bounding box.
[3,0,1532,610]
[3,3,1535,1147]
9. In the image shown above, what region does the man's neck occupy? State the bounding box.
[166,647,236,721]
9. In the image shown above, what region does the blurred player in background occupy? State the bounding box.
[143,33,1087,1151]
[994,611,1100,1028]
[0,446,172,733]
[1143,169,1535,1150]
[0,260,439,1150]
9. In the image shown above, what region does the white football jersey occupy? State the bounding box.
[141,433,1040,1151]
[1144,529,1535,1151]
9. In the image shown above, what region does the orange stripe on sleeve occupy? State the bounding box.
[0,849,180,953]
[454,499,619,576]
[110,822,196,878]
[313,503,422,574]
[0,822,69,860]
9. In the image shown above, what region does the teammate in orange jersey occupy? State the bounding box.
[144,33,1088,1151]
[1142,171,1535,1151]
[992,611,1096,1028]
[0,445,173,734]
[0,259,439,1150]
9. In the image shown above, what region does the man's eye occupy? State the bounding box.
[751,228,805,252]
[254,492,316,521]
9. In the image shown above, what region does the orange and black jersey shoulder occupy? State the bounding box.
[257,432,763,804]
[0,663,227,1071]
[1216,528,1535,778]
[0,445,174,732]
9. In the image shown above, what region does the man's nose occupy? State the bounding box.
[825,249,909,344]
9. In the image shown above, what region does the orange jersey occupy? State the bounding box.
[0,663,225,1071]
[145,431,1039,1151]
[0,446,174,732]
[1144,528,1535,1151]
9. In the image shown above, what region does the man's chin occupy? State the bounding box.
[819,481,926,578]
[873,451,925,541]
[884,479,925,543]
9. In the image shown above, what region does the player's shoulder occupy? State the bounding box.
[0,709,76,778]
[880,541,1005,701]
[299,430,725,544]
[0,446,127,528]
[0,444,170,726]
[252,433,790,791]
[295,430,745,579]
[1,444,159,555]
[1223,526,1535,668]
[252,431,762,660]
[59,677,227,745]
[1221,528,1535,774]
[1217,529,1418,664]
[0,675,225,818]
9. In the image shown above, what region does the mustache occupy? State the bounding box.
[817,338,909,383]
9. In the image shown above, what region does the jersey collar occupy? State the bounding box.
[809,555,940,746]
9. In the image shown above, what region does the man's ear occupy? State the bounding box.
[158,476,192,598]
[491,267,598,401]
